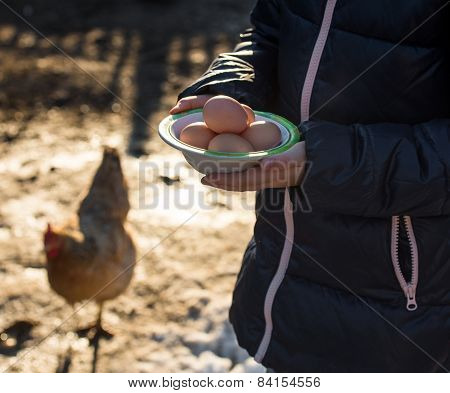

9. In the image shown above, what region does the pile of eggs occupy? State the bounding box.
[179,96,281,153]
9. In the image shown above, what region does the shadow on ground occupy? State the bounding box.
[0,0,252,155]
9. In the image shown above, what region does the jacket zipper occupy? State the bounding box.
[391,215,419,311]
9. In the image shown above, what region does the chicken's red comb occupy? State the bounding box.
[44,223,55,242]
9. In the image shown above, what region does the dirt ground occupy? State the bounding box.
[0,0,264,372]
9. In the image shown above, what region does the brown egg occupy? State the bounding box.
[203,96,248,134]
[208,133,254,153]
[179,122,217,149]
[241,121,281,151]
[242,104,255,124]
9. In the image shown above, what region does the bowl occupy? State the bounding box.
[158,109,301,174]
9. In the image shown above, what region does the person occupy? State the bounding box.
[170,0,450,372]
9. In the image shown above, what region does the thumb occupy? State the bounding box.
[261,142,306,171]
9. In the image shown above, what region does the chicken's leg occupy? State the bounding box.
[90,303,113,373]
[93,302,114,340]
[76,303,114,341]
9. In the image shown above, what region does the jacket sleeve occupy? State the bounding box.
[301,119,450,217]
[178,0,280,110]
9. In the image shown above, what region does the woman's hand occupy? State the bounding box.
[201,142,307,191]
[170,96,307,191]
[169,95,214,114]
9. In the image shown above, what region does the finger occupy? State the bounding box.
[202,178,260,192]
[260,143,307,188]
[203,166,263,192]
[169,99,192,114]
[169,95,213,114]
[192,95,214,107]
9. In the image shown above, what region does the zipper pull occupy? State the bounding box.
[406,285,418,311]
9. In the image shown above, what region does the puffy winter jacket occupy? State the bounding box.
[179,0,450,372]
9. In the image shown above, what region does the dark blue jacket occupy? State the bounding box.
[179,0,450,372]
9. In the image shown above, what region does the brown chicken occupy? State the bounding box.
[44,147,136,337]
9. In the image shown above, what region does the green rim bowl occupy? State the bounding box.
[158,108,301,174]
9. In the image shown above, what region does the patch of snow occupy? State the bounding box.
[191,351,232,373]
[230,357,266,373]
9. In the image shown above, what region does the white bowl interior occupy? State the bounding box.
[171,112,290,149]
